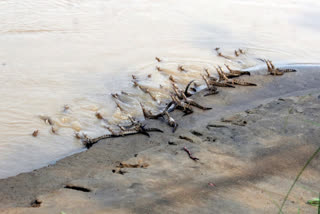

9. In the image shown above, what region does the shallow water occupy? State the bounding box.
[0,0,320,179]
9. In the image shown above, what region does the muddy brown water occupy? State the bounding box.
[0,0,320,178]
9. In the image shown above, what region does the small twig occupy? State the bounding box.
[183,147,199,161]
[208,182,216,187]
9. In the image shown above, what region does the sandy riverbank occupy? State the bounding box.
[0,64,320,214]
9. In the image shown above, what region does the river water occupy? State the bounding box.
[0,0,319,178]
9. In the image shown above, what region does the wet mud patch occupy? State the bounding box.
[64,185,91,192]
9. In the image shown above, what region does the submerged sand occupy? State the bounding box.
[0,64,320,214]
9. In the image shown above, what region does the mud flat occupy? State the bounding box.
[0,64,320,214]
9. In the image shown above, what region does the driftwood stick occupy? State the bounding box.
[83,126,163,149]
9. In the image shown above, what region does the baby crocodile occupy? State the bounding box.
[203,68,235,88]
[181,93,212,110]
[202,73,235,89]
[171,95,194,116]
[225,64,251,77]
[201,75,219,96]
[265,60,297,76]
[133,81,158,102]
[215,47,233,60]
[140,103,164,120]
[216,66,256,86]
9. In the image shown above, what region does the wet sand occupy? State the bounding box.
[0,65,320,213]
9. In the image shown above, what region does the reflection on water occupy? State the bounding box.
[0,0,319,178]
